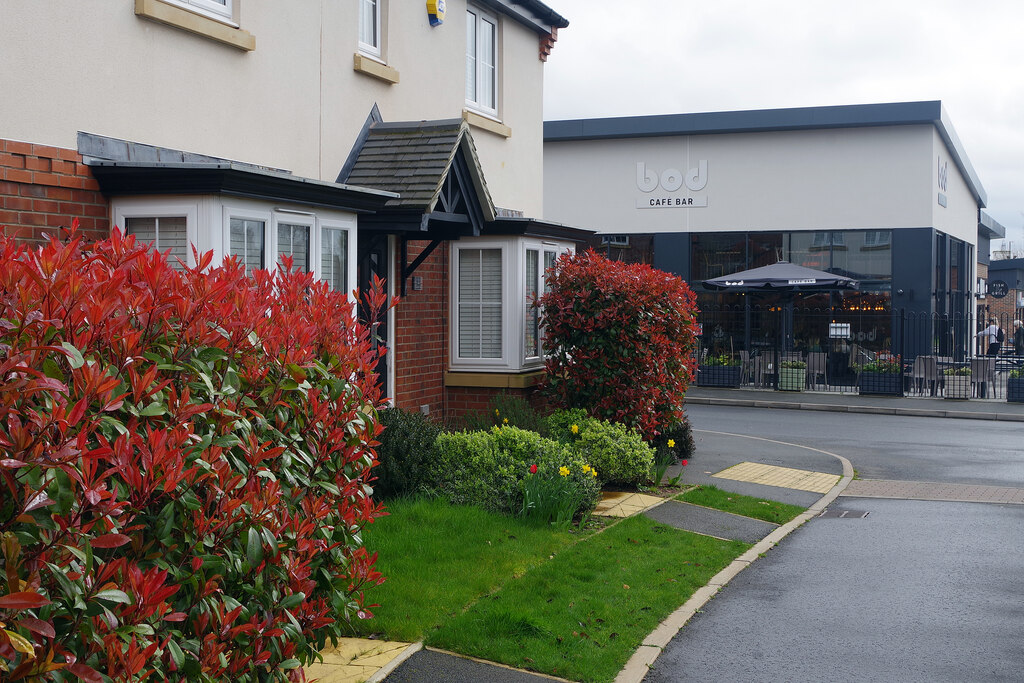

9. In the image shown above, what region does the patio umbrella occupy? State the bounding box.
[702,261,859,291]
[701,261,860,373]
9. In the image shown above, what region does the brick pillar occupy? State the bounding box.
[0,139,109,246]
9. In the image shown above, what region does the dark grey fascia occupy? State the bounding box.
[979,211,1006,239]
[85,160,396,214]
[474,0,568,34]
[485,216,593,242]
[545,101,987,207]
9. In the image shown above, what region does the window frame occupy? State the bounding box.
[465,6,499,117]
[272,211,314,275]
[451,237,574,373]
[113,199,200,269]
[358,0,383,58]
[163,0,235,24]
[317,217,357,300]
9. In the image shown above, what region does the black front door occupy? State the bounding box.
[357,232,390,393]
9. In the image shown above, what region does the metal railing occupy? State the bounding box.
[694,305,1023,399]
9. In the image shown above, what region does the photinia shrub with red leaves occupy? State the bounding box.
[539,249,699,439]
[0,222,388,682]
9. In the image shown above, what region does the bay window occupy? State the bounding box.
[452,237,572,372]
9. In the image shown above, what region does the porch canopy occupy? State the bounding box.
[702,261,859,292]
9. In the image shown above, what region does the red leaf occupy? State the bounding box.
[67,661,104,683]
[0,459,29,468]
[17,617,56,639]
[90,533,131,549]
[0,591,52,609]
[163,612,187,622]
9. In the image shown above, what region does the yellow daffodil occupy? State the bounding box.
[591,469,598,477]
[570,424,579,434]
[582,464,592,474]
[491,425,499,433]
[503,418,509,424]
[558,466,570,477]
[495,409,500,416]
[667,439,676,448]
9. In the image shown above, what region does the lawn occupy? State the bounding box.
[676,485,806,524]
[357,498,750,683]
[354,497,597,642]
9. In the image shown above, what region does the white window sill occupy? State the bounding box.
[135,0,254,51]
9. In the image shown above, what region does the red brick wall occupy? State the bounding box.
[0,139,109,245]
[445,385,543,425]
[391,240,448,417]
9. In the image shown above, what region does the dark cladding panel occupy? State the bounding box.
[653,233,690,283]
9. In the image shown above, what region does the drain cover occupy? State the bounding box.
[818,508,870,518]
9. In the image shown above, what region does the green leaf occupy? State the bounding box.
[246,527,264,568]
[279,659,301,670]
[278,592,305,611]
[60,342,85,369]
[167,639,185,669]
[138,402,166,417]
[94,589,131,605]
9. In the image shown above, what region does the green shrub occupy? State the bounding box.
[425,427,600,517]
[374,408,441,499]
[540,250,699,439]
[459,391,547,433]
[545,410,654,486]
[703,353,741,367]
[655,417,695,459]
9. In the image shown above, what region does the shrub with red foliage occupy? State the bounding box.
[539,249,699,439]
[0,223,387,681]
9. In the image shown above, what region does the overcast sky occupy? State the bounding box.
[542,0,1024,253]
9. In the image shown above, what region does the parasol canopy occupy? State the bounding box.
[702,261,859,292]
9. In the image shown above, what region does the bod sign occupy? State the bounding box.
[634,161,709,209]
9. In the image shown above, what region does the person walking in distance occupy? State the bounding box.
[1013,320,1024,359]
[977,318,1002,356]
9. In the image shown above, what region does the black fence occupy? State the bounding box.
[695,305,1024,399]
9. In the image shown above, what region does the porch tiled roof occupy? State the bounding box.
[344,119,494,218]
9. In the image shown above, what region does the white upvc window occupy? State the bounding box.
[164,0,233,22]
[226,206,270,276]
[359,0,382,57]
[452,237,573,372]
[319,222,350,295]
[274,213,313,274]
[113,199,200,270]
[465,7,498,116]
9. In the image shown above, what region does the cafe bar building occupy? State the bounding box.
[544,101,995,379]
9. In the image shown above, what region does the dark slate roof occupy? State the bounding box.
[343,119,495,220]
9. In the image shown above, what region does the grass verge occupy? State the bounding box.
[354,496,598,643]
[675,485,806,524]
[427,515,750,683]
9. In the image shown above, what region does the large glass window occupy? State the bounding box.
[277,222,310,273]
[321,227,348,293]
[466,7,497,114]
[458,248,503,359]
[125,216,188,270]
[690,233,746,280]
[524,249,540,358]
[229,217,265,275]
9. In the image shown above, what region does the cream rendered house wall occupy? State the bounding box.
[0,0,546,216]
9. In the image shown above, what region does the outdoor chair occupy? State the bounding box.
[970,357,997,398]
[806,351,827,389]
[739,350,751,384]
[909,355,938,396]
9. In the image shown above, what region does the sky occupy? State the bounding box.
[542,0,1024,254]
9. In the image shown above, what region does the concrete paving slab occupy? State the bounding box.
[594,491,664,517]
[842,478,1024,504]
[305,638,413,683]
[712,461,840,493]
[385,648,567,683]
[642,500,777,543]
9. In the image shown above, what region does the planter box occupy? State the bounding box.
[944,374,971,400]
[858,371,903,396]
[778,367,806,391]
[697,365,742,388]
[1008,377,1024,403]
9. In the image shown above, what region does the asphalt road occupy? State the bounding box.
[646,406,1024,683]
